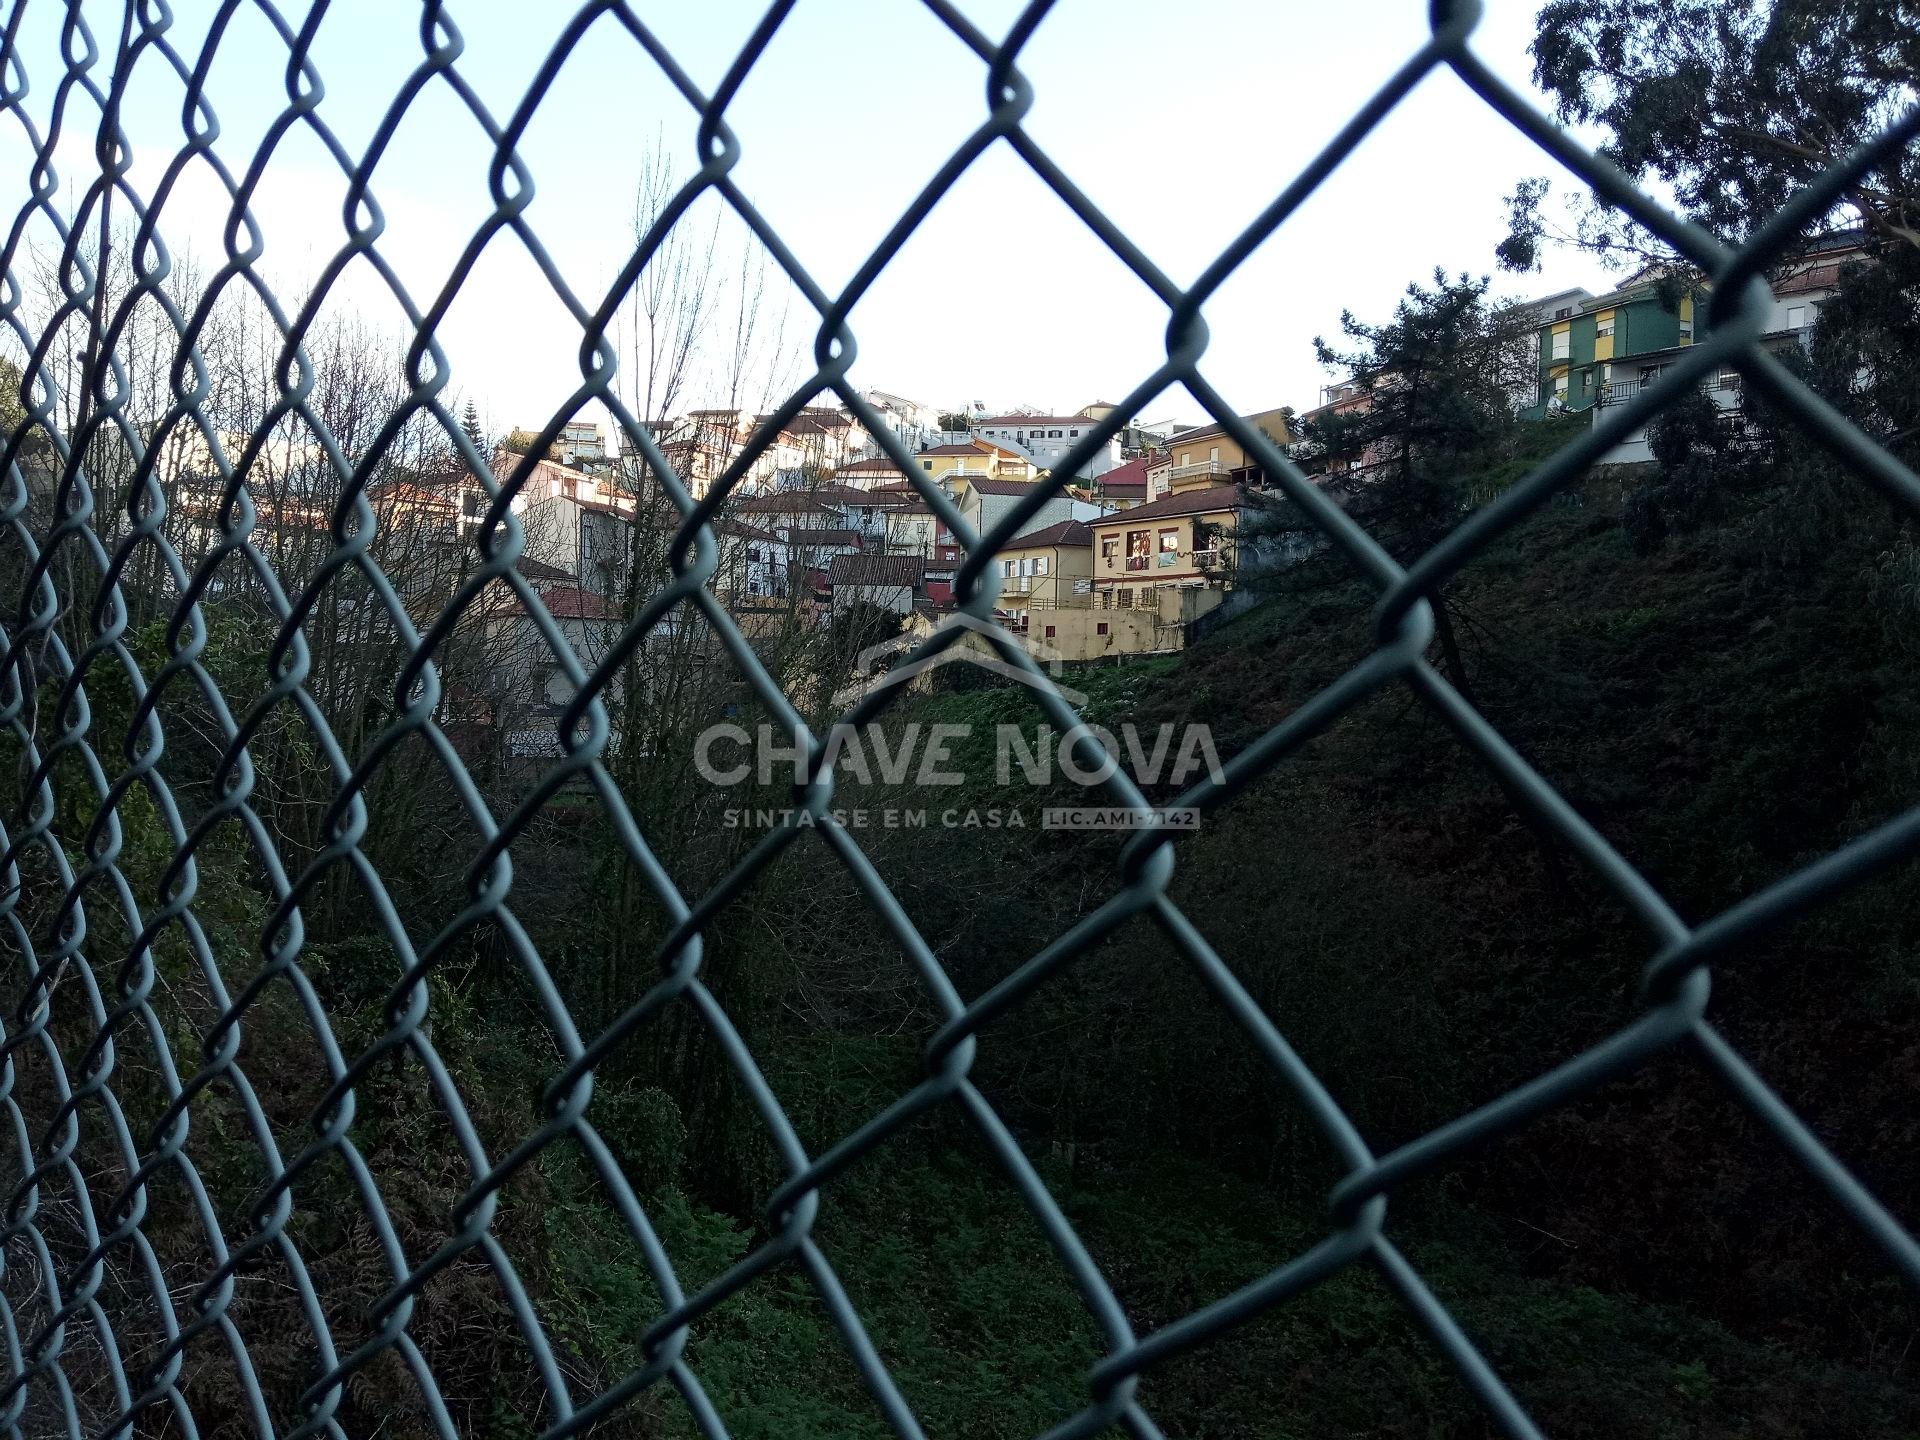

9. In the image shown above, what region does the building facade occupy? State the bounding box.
[972,414,1122,478]
[1158,407,1292,492]
[1088,482,1239,613]
[1526,272,1710,416]
[990,519,1094,621]
[1572,232,1869,463]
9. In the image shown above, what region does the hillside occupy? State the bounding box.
[523,454,1920,1438]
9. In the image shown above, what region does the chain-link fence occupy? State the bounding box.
[0,1,1916,1436]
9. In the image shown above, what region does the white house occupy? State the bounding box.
[520,493,635,598]
[713,518,790,601]
[834,455,908,490]
[972,413,1122,479]
[731,492,848,536]
[862,388,944,454]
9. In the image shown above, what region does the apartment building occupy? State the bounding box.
[1526,269,1712,415]
[913,439,1036,484]
[972,412,1122,478]
[1157,407,1293,492]
[990,519,1093,618]
[1088,483,1239,615]
[1559,230,1869,462]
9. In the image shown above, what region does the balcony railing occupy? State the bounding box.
[1169,459,1228,482]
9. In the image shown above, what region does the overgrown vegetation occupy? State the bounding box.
[6,1,1919,1431]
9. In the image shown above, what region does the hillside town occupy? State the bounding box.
[473,225,1863,684]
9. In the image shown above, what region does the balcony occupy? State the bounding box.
[1169,459,1228,483]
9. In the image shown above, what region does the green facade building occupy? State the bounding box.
[1527,275,1711,417]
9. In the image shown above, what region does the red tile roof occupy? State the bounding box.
[734,494,841,516]
[921,442,994,456]
[714,518,783,544]
[960,476,1044,497]
[977,415,1096,427]
[539,585,622,621]
[1004,519,1092,549]
[785,527,863,547]
[514,555,576,585]
[829,554,928,588]
[1095,455,1149,489]
[572,498,632,519]
[806,483,887,506]
[1088,482,1241,525]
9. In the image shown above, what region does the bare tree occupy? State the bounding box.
[622,134,719,465]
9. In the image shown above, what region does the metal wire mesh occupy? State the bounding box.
[0,1,1916,1436]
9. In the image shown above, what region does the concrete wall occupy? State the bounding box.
[1023,607,1172,661]
[835,582,915,616]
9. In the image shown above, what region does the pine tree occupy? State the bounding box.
[460,397,485,454]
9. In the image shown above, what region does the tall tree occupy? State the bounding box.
[460,396,485,454]
[1297,270,1536,688]
[1499,0,1920,270]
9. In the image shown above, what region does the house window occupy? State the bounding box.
[922,459,933,469]
[1719,365,1742,390]
[1070,429,1079,437]
[1786,304,1807,330]
[1158,528,1179,566]
[1116,588,1133,608]
[1209,446,1219,463]
[1596,318,1614,339]
[1552,373,1569,400]
[1100,535,1118,566]
[1180,452,1190,467]
[1049,429,1062,438]
[1550,329,1570,360]
[1034,555,1049,576]
[1553,306,1572,319]
[1003,558,1016,577]
[1125,529,1150,571]
[1678,322,1693,343]
[1044,624,1056,638]
[1096,622,1108,635]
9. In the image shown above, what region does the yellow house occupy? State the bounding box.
[913,439,1035,484]
[1159,406,1292,492]
[990,519,1093,618]
[1089,483,1239,610]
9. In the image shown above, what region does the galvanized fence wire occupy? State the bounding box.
[0,0,1915,1435]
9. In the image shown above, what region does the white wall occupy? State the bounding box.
[974,419,1121,478]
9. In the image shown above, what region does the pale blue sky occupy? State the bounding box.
[6,1,1604,439]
